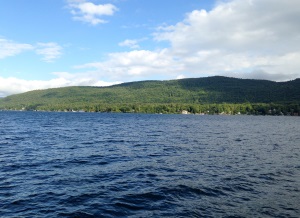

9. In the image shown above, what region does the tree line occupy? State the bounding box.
[5,102,299,116]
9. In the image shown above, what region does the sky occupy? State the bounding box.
[1,0,300,97]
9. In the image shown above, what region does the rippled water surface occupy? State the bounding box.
[0,111,299,217]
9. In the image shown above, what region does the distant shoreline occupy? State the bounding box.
[1,109,299,117]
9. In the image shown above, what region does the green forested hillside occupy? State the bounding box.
[0,76,299,114]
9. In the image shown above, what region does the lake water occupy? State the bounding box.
[0,111,299,217]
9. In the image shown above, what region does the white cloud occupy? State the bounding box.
[155,0,300,54]
[72,0,300,82]
[36,43,63,62]
[176,75,186,80]
[68,0,118,25]
[0,37,63,62]
[119,39,140,49]
[52,71,121,86]
[0,77,68,97]
[0,74,121,97]
[153,0,300,80]
[118,38,148,49]
[0,38,34,59]
[75,49,185,81]
[224,70,299,82]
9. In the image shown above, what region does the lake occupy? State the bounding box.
[0,111,299,217]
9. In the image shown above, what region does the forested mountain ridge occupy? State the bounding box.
[0,76,299,114]
[114,76,300,103]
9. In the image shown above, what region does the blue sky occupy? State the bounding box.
[1,0,300,97]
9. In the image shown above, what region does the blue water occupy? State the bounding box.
[0,111,299,217]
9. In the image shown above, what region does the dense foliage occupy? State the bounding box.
[0,76,299,115]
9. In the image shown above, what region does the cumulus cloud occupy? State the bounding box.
[36,43,63,62]
[67,0,118,25]
[155,0,300,54]
[75,49,185,81]
[0,74,121,97]
[153,0,300,80]
[0,38,34,59]
[73,0,300,82]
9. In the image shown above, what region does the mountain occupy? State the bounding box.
[0,76,299,114]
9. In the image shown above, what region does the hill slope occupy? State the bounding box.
[0,76,299,114]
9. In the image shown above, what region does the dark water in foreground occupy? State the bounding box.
[0,112,299,217]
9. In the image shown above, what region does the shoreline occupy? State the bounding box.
[1,109,299,117]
